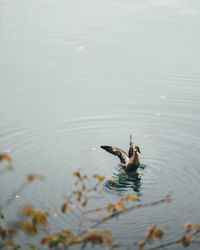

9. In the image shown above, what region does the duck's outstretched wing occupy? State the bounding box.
[100,146,129,165]
[128,134,134,157]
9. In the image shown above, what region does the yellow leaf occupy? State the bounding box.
[20,220,37,235]
[127,194,137,201]
[61,202,68,213]
[135,241,145,250]
[77,194,82,202]
[82,184,86,191]
[93,174,105,182]
[153,229,164,238]
[192,223,200,231]
[73,171,81,178]
[32,212,47,226]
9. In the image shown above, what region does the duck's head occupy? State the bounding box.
[134,146,141,153]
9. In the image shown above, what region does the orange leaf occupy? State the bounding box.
[183,222,192,233]
[0,153,12,163]
[27,173,45,182]
[148,224,157,233]
[135,241,145,250]
[113,202,126,211]
[182,236,190,247]
[40,237,48,245]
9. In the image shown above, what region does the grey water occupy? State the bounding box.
[0,0,200,249]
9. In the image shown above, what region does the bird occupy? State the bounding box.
[100,135,141,173]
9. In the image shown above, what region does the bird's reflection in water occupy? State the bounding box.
[103,164,147,198]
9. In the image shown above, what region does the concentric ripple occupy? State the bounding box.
[1,0,200,247]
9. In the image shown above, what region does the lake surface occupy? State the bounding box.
[0,0,200,249]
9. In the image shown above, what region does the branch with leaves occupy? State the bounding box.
[1,153,200,250]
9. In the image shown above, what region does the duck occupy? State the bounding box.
[100,135,141,172]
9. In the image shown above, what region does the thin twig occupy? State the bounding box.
[148,239,181,250]
[80,195,171,236]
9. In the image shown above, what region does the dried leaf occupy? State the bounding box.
[135,241,145,250]
[159,224,169,230]
[25,243,37,250]
[183,222,192,233]
[148,224,157,233]
[27,173,45,182]
[83,175,89,181]
[70,204,76,211]
[82,200,87,207]
[32,211,47,225]
[4,239,20,249]
[153,229,164,238]
[0,153,12,163]
[20,205,35,216]
[62,228,74,238]
[145,233,152,240]
[20,220,37,235]
[83,229,114,246]
[182,235,190,247]
[73,171,81,178]
[61,202,68,213]
[113,202,126,211]
[90,216,100,222]
[112,242,121,248]
[40,237,48,245]
[82,184,86,191]
[76,190,82,202]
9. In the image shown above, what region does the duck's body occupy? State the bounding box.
[101,135,141,172]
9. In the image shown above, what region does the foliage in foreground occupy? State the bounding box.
[0,152,200,249]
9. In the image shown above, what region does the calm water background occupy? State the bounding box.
[0,0,200,249]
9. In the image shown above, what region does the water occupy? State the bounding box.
[0,0,200,248]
